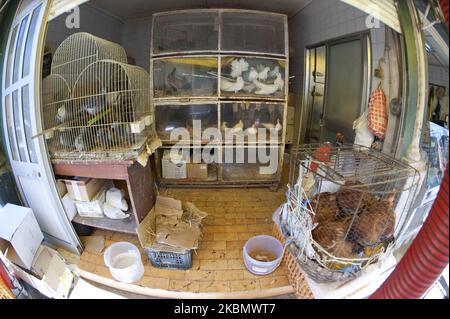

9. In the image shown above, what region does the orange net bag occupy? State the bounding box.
[367,89,388,140]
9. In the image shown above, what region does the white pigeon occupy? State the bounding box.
[231,120,244,133]
[257,67,270,81]
[275,119,283,132]
[269,66,280,79]
[246,125,257,135]
[248,67,259,82]
[221,76,245,93]
[254,73,284,95]
[231,58,249,78]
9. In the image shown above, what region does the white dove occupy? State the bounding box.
[254,73,284,95]
[221,121,228,131]
[257,67,270,81]
[221,76,244,93]
[269,66,280,79]
[246,125,257,135]
[248,67,259,82]
[231,58,249,78]
[275,119,283,132]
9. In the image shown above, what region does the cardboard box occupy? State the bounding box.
[187,163,208,179]
[63,178,106,202]
[75,185,108,218]
[62,193,77,221]
[56,179,67,198]
[10,245,75,299]
[0,204,44,269]
[162,150,187,179]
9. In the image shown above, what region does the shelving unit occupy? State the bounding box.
[151,9,288,188]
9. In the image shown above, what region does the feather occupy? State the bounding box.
[257,67,270,81]
[221,76,244,93]
[231,58,249,78]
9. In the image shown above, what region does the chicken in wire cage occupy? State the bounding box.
[44,60,154,158]
[276,143,419,282]
[51,32,127,88]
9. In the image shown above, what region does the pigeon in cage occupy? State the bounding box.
[166,68,190,93]
[74,127,96,152]
[55,102,75,125]
[81,94,107,116]
[269,66,280,79]
[59,130,76,149]
[256,66,270,82]
[221,76,245,93]
[230,58,249,79]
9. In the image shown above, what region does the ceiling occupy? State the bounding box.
[90,0,313,20]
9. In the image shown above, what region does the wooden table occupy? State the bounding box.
[52,157,156,234]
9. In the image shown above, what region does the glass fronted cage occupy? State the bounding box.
[220,56,286,100]
[155,103,219,143]
[221,146,281,182]
[422,121,449,188]
[221,11,286,56]
[157,146,219,182]
[151,10,287,57]
[152,57,218,99]
[220,102,284,143]
[152,11,219,55]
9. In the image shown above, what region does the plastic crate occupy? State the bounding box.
[145,248,192,270]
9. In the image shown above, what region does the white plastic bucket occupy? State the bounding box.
[243,235,284,275]
[103,242,144,284]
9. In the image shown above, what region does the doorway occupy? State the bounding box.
[304,33,371,144]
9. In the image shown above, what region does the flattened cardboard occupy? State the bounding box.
[80,236,105,254]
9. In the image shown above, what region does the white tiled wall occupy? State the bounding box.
[288,0,389,143]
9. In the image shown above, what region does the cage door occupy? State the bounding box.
[1,0,82,254]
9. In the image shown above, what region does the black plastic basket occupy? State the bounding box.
[145,248,192,270]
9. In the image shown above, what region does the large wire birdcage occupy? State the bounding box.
[44,60,154,159]
[51,32,127,88]
[276,144,420,282]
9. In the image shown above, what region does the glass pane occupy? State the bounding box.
[322,40,363,142]
[12,90,28,161]
[221,102,284,143]
[13,16,30,83]
[221,12,285,55]
[221,146,280,181]
[23,4,42,77]
[4,94,19,161]
[220,56,286,99]
[155,104,218,142]
[22,85,38,163]
[160,148,218,181]
[5,26,18,87]
[153,12,219,55]
[153,57,218,98]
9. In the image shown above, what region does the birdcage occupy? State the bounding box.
[276,144,419,283]
[51,32,127,88]
[44,60,154,159]
[42,74,71,137]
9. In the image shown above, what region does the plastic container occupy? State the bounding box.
[243,235,284,275]
[103,242,144,284]
[145,248,192,270]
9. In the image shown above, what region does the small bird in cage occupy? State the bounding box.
[74,127,96,152]
[59,130,76,149]
[166,68,190,93]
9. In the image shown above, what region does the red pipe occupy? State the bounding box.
[370,165,449,299]
[439,0,448,28]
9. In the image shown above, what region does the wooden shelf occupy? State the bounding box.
[73,214,137,234]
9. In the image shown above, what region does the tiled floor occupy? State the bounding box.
[74,167,293,296]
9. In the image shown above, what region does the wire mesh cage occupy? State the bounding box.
[276,143,420,282]
[51,32,127,88]
[44,60,154,159]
